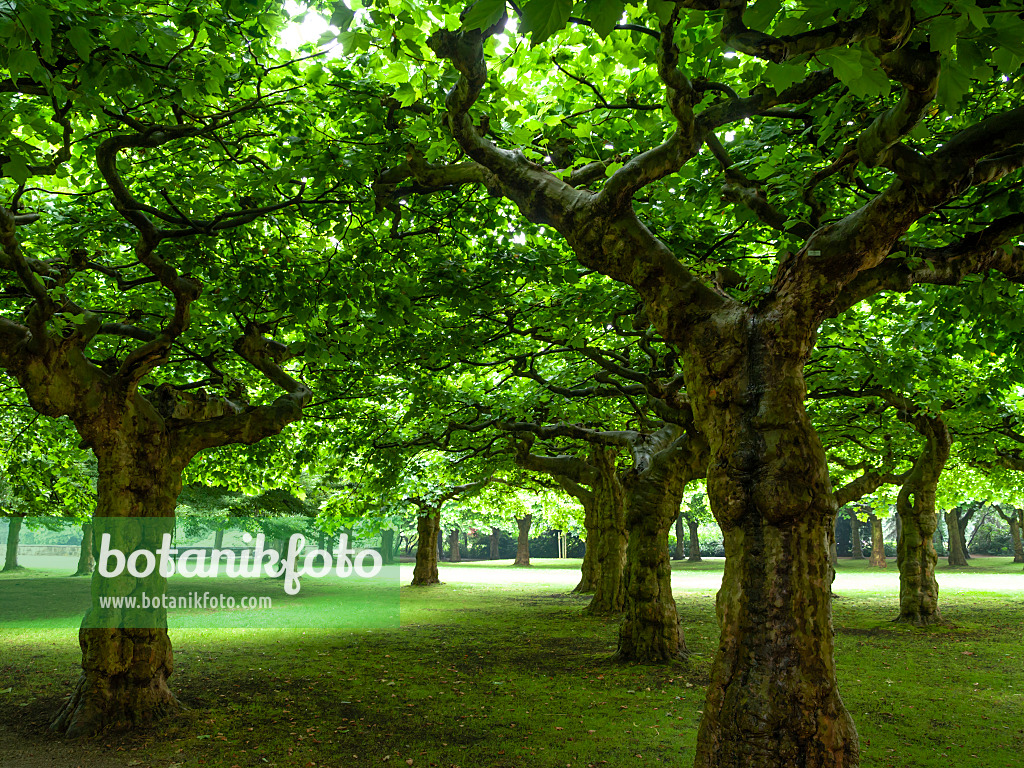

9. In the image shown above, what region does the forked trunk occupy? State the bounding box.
[691,328,857,768]
[868,514,886,567]
[52,443,185,737]
[583,447,626,615]
[513,515,531,566]
[73,521,95,576]
[851,514,862,559]
[945,511,968,567]
[448,527,461,562]
[687,518,701,562]
[3,515,23,571]
[613,439,696,663]
[412,512,441,585]
[489,526,500,560]
[895,416,949,626]
[674,512,686,559]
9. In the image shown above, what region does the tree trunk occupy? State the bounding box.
[850,514,862,559]
[829,517,838,568]
[868,514,886,568]
[73,521,95,576]
[613,451,693,663]
[448,527,461,562]
[945,510,968,567]
[958,510,973,559]
[583,447,627,615]
[674,512,686,560]
[437,524,444,561]
[214,528,225,549]
[513,515,531,566]
[3,515,23,571]
[1011,513,1024,564]
[381,529,395,564]
[691,339,857,768]
[895,417,949,626]
[489,526,500,560]
[412,512,441,585]
[52,443,186,737]
[687,518,701,562]
[573,496,599,592]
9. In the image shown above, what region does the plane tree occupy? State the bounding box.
[341,1,1024,761]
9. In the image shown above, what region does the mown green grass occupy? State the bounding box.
[1,556,1022,767]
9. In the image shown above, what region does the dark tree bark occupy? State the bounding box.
[514,515,532,566]
[214,528,225,550]
[3,515,24,572]
[614,426,706,662]
[851,513,863,559]
[957,507,975,559]
[895,416,950,626]
[381,528,396,564]
[999,508,1024,563]
[448,527,461,562]
[73,521,95,576]
[945,510,968,567]
[412,513,441,585]
[565,483,598,592]
[674,512,686,560]
[686,518,702,562]
[489,526,500,560]
[583,446,627,614]
[868,514,886,568]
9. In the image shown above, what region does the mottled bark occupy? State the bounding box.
[448,527,461,562]
[1008,512,1024,563]
[614,427,703,663]
[868,514,886,567]
[412,513,441,585]
[957,508,974,559]
[52,441,187,738]
[945,511,968,567]
[583,447,627,615]
[829,517,838,567]
[514,515,531,566]
[489,526,500,560]
[570,490,598,592]
[73,521,95,576]
[689,328,857,768]
[851,514,863,559]
[895,416,950,626]
[687,518,702,562]
[674,512,686,559]
[3,515,23,571]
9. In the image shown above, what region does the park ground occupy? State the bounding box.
[1,557,1022,768]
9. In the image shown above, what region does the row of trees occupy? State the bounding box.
[3,1,1024,766]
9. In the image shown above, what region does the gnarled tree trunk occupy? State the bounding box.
[1010,512,1023,564]
[52,440,186,738]
[895,416,949,626]
[868,514,886,567]
[583,447,627,615]
[572,494,599,592]
[513,515,531,566]
[3,515,24,572]
[73,521,95,576]
[945,510,968,567]
[412,512,441,585]
[674,512,686,559]
[687,518,701,562]
[614,427,701,663]
[692,336,857,768]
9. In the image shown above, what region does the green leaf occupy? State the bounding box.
[2,155,31,185]
[936,59,972,111]
[928,17,959,54]
[462,0,506,32]
[818,48,864,85]
[646,0,674,25]
[765,61,806,92]
[520,0,572,45]
[580,0,626,38]
[330,1,356,32]
[743,0,782,31]
[67,26,95,61]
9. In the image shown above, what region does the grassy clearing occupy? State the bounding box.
[1,556,1022,767]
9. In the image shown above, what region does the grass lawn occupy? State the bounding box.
[1,556,1022,767]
